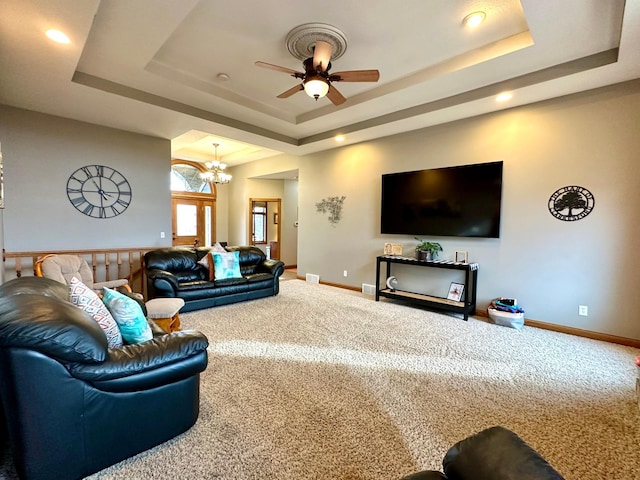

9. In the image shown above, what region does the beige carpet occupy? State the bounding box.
[5,280,639,479]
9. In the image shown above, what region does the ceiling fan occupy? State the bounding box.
[255,40,380,106]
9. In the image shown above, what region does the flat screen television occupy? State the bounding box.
[381,161,503,238]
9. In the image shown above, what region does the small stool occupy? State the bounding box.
[145,298,185,333]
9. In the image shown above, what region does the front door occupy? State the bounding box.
[172,197,215,247]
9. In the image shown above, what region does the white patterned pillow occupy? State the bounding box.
[212,242,227,253]
[69,277,123,348]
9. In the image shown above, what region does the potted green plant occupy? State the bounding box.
[415,238,442,261]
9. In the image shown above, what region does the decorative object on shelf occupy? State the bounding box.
[66,165,131,218]
[383,243,403,256]
[375,255,478,321]
[415,238,442,261]
[455,251,468,264]
[385,276,398,292]
[548,185,594,221]
[447,282,465,302]
[316,195,346,225]
[200,143,232,184]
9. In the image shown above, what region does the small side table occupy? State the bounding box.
[145,298,185,333]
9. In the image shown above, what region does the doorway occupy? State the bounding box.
[171,196,215,246]
[171,160,217,247]
[249,198,281,259]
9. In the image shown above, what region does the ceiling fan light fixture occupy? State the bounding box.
[303,78,329,100]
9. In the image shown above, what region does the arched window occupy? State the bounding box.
[170,160,217,246]
[171,163,212,194]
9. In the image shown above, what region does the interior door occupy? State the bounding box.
[172,198,215,246]
[249,198,281,257]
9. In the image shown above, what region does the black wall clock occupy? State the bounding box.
[66,165,132,218]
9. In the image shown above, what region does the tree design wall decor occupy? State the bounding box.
[548,186,594,221]
[316,196,346,226]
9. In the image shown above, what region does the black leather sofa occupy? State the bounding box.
[0,277,209,480]
[401,426,564,480]
[144,246,285,312]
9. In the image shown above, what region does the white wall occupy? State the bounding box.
[230,80,640,341]
[214,182,229,243]
[3,79,639,340]
[229,155,300,265]
[281,179,299,267]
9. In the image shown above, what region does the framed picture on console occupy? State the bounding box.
[383,243,403,256]
[455,251,468,264]
[447,282,465,302]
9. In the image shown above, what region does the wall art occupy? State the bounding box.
[316,196,346,226]
[548,186,594,221]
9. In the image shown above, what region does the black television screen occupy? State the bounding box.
[381,161,503,238]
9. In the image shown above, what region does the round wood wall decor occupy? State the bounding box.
[548,186,594,221]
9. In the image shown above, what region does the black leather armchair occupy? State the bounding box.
[401,426,564,480]
[0,277,209,480]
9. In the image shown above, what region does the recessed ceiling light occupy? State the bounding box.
[463,11,486,28]
[335,135,345,142]
[217,73,230,81]
[496,92,513,102]
[46,29,70,44]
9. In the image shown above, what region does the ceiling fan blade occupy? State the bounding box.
[255,61,303,76]
[277,84,304,98]
[330,70,380,82]
[326,84,346,106]
[312,40,333,72]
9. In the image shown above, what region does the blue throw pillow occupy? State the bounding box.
[102,287,153,344]
[213,250,242,280]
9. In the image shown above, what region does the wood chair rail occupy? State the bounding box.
[2,247,155,298]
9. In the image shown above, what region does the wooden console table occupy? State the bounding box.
[375,255,478,320]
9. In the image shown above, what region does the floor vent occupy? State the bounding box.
[362,283,376,295]
[306,273,320,284]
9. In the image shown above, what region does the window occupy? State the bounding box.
[252,201,267,244]
[171,164,211,193]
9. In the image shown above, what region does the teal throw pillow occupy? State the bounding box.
[213,250,242,280]
[102,287,152,344]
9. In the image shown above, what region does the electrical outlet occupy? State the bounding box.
[579,305,588,316]
[343,270,348,277]
[160,232,165,238]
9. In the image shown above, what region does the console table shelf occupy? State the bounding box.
[375,255,478,320]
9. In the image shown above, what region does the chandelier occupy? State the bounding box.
[200,143,232,184]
